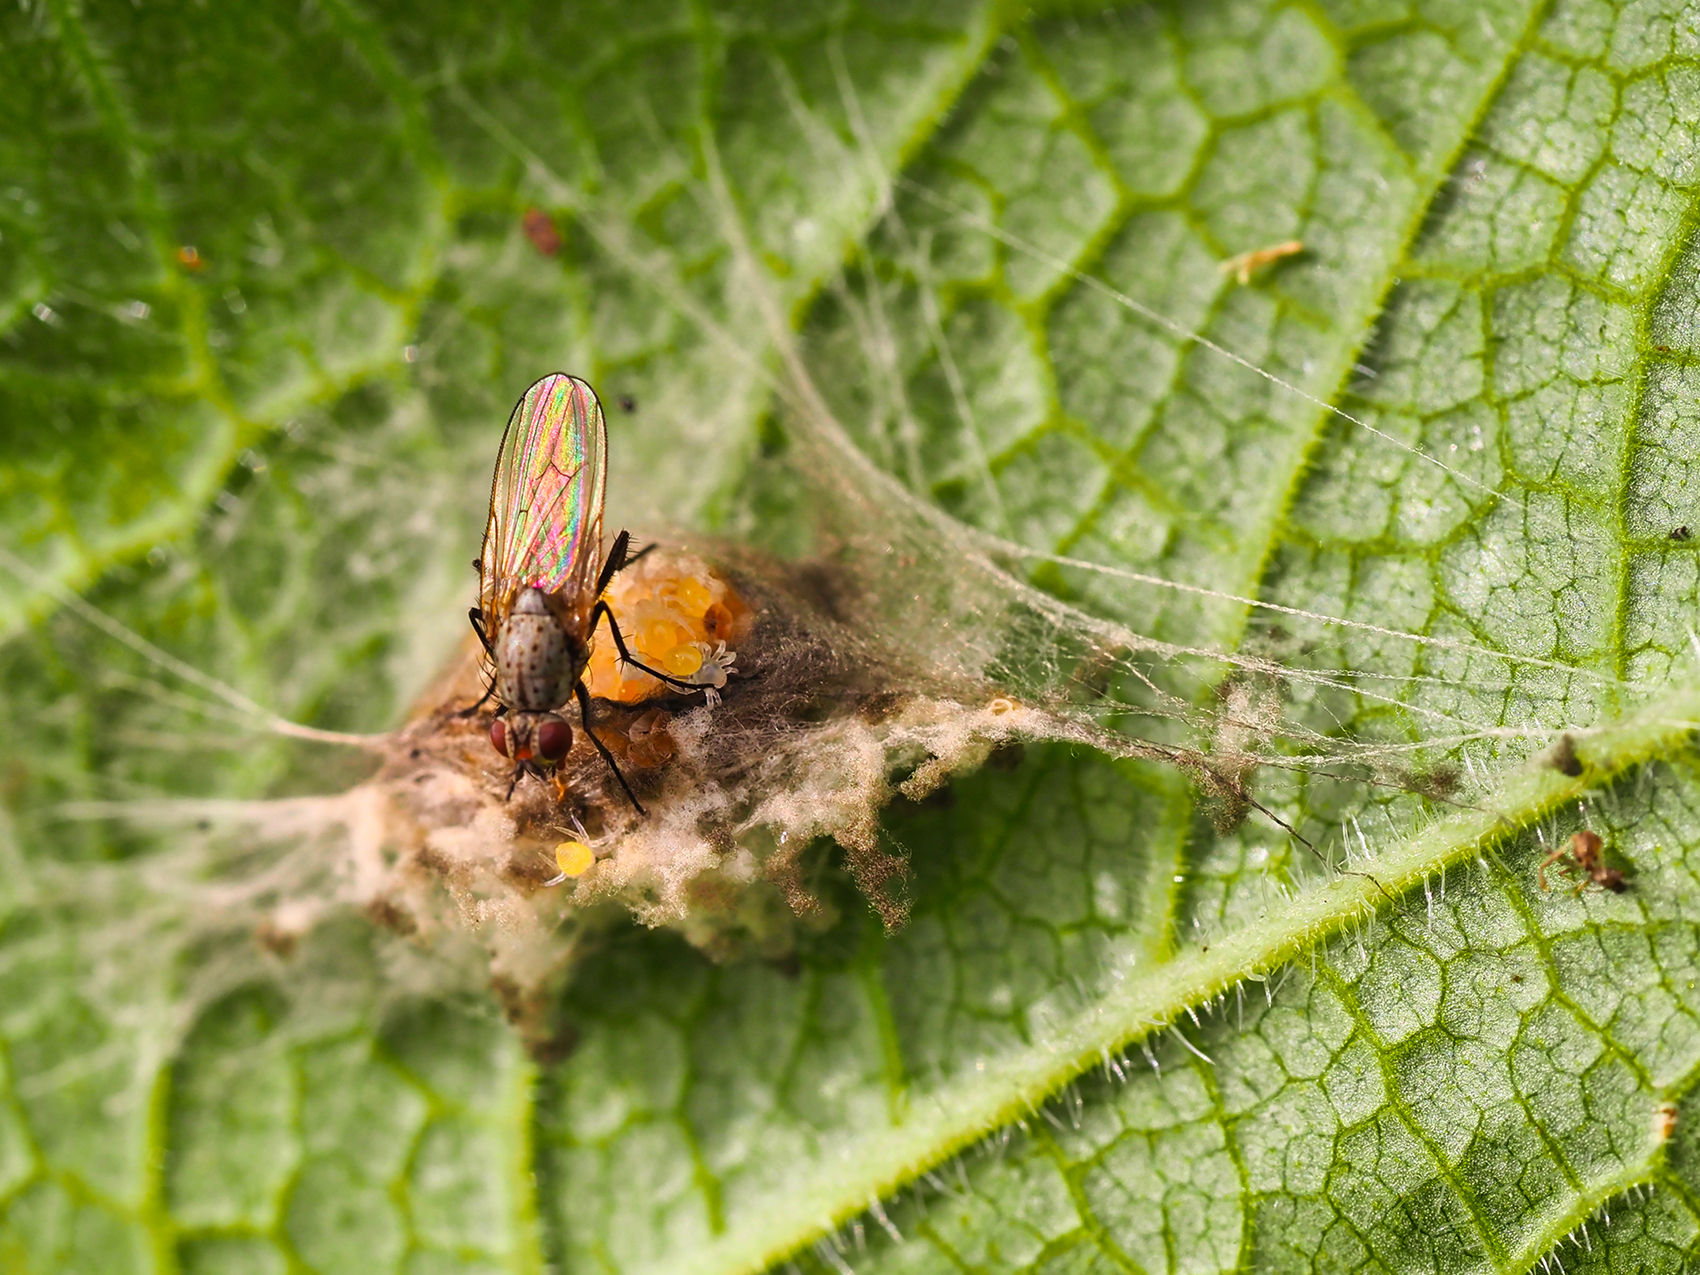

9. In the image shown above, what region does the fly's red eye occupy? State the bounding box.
[536,717,573,762]
[489,718,510,757]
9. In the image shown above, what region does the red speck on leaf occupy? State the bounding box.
[522,209,561,256]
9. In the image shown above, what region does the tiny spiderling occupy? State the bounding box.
[1537,830,1626,895]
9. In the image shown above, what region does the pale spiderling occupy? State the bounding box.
[690,641,738,707]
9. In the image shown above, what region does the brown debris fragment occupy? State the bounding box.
[1219,239,1303,285]
[491,970,577,1064]
[522,208,562,256]
[1545,733,1584,777]
[1656,1101,1679,1142]
[254,919,299,958]
[364,895,420,936]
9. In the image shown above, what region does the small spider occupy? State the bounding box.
[1537,830,1627,895]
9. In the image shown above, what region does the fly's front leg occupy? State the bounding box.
[591,599,701,693]
[455,606,501,717]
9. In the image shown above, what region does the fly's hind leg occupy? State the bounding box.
[594,529,660,595]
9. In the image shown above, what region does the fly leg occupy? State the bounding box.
[504,756,547,802]
[594,529,658,595]
[592,533,702,695]
[458,677,500,718]
[468,606,494,655]
[590,600,703,694]
[595,531,631,594]
[576,680,645,815]
[457,607,501,717]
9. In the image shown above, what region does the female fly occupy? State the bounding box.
[468,373,694,810]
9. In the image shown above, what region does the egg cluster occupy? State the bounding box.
[585,549,752,705]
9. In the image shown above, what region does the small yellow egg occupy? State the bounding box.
[662,643,704,676]
[638,617,683,658]
[554,840,595,879]
[670,576,715,617]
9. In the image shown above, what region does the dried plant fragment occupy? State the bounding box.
[522,207,562,256]
[1218,239,1303,285]
[1544,732,1584,777]
[1656,1101,1679,1142]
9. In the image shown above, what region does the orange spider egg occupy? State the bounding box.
[587,550,752,704]
[664,576,715,617]
[662,644,704,677]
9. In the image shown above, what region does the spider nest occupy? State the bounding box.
[312,541,1087,1052]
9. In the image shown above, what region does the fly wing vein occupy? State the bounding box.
[478,374,608,633]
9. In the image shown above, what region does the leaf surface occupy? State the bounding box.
[4,2,1700,1274]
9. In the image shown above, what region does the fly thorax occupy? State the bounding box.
[495,588,584,711]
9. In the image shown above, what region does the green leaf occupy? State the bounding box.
[4,1,1700,1274]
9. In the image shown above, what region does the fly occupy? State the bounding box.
[465,373,696,810]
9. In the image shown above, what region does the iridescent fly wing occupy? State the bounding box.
[478,374,607,629]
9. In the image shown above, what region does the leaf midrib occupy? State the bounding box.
[698,686,1700,1275]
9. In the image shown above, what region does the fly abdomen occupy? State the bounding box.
[496,588,582,711]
